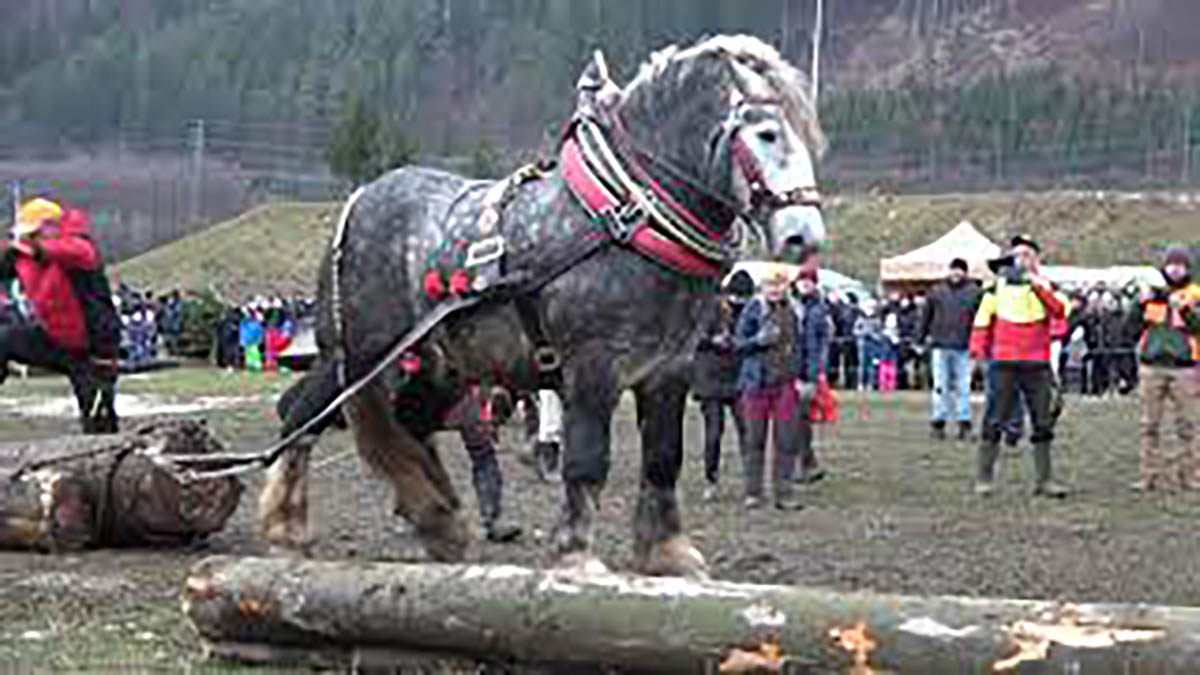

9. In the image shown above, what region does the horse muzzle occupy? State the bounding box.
[769,204,826,259]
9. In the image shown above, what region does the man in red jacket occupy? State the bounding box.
[970,235,1071,497]
[0,198,119,433]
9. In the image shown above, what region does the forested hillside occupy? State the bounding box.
[2,0,1198,190]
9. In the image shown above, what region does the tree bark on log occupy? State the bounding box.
[0,420,242,551]
[183,556,1200,674]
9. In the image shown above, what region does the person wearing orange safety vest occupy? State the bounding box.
[969,235,1071,498]
[1129,247,1200,492]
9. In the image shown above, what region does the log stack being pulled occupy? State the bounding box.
[0,420,243,551]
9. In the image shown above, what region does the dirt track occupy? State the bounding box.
[1,368,1198,670]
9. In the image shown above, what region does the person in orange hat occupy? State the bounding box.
[0,197,120,433]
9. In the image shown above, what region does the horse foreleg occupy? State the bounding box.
[631,374,708,579]
[346,382,470,562]
[257,437,314,556]
[552,368,618,563]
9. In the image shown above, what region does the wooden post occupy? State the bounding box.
[184,556,1200,674]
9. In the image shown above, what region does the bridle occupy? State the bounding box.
[597,89,823,252]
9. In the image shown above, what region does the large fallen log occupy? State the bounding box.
[0,420,242,551]
[183,556,1200,674]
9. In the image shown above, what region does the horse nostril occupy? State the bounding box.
[757,130,778,144]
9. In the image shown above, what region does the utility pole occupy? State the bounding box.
[781,0,789,58]
[811,0,823,106]
[8,179,20,239]
[1184,98,1194,185]
[190,118,205,224]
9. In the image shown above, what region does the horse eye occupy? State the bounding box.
[757,129,778,144]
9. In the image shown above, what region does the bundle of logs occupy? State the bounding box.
[184,556,1200,674]
[0,420,243,551]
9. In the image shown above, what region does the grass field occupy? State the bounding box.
[112,190,1200,304]
[1,366,1197,672]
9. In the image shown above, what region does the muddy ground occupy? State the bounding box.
[1,367,1198,672]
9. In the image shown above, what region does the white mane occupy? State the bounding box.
[621,34,827,156]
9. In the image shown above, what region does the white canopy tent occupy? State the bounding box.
[1041,265,1164,291]
[879,221,1000,284]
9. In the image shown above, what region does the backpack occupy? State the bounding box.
[67,238,120,360]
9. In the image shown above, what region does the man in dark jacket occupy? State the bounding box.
[918,258,982,440]
[693,270,754,502]
[734,266,830,511]
[836,293,862,388]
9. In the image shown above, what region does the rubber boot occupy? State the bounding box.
[740,420,766,508]
[956,420,972,441]
[471,455,522,543]
[538,440,560,477]
[773,479,804,511]
[930,420,947,441]
[1032,442,1069,498]
[974,441,1000,496]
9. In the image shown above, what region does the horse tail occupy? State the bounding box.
[277,359,347,438]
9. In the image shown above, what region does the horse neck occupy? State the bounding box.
[611,107,737,238]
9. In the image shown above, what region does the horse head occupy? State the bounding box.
[593,35,828,269]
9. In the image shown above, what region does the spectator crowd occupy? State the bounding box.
[109,284,314,372]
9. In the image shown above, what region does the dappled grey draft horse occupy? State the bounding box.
[259,35,828,577]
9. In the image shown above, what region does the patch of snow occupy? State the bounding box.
[740,603,787,627]
[899,617,980,639]
[18,572,135,595]
[0,394,258,418]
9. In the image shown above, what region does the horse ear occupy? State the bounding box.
[576,50,623,118]
[577,50,614,91]
[727,58,768,100]
[592,50,611,84]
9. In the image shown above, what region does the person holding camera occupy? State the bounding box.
[1130,247,1200,492]
[970,235,1071,497]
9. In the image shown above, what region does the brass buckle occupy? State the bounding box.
[600,202,642,243]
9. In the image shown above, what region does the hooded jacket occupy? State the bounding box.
[734,291,830,392]
[2,209,101,354]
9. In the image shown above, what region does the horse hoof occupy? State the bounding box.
[636,537,710,580]
[555,553,610,576]
[417,513,472,562]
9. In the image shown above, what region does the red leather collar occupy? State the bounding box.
[561,132,724,278]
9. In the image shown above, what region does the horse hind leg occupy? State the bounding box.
[257,437,315,556]
[259,363,348,555]
[346,381,470,562]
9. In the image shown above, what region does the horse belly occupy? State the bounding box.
[439,307,536,390]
